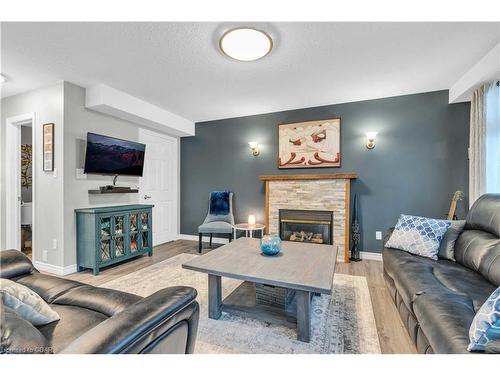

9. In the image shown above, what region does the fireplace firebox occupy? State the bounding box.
[279,209,334,245]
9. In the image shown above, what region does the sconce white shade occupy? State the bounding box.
[0,74,6,84]
[248,214,256,225]
[366,132,378,149]
[248,141,260,156]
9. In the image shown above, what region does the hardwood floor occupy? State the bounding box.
[64,239,416,354]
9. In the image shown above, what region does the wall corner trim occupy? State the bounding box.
[85,84,195,137]
[33,261,77,276]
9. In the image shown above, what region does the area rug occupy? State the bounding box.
[101,254,381,354]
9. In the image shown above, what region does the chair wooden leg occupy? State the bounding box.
[228,232,232,242]
[209,233,213,248]
[198,233,202,253]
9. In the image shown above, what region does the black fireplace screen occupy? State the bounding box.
[279,209,334,245]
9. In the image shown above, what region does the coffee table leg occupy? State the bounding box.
[208,274,222,319]
[296,290,311,342]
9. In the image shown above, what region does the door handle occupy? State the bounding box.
[143,195,152,200]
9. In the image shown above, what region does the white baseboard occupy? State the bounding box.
[359,251,383,261]
[178,234,229,244]
[33,261,77,276]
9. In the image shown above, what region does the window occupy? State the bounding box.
[486,81,500,193]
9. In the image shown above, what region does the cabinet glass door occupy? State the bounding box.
[129,213,139,253]
[113,215,126,258]
[139,211,152,252]
[99,216,112,262]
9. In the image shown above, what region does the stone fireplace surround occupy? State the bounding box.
[259,173,357,263]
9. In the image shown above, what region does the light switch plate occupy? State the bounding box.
[376,231,382,240]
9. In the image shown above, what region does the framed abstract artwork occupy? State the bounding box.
[42,123,54,171]
[278,118,341,169]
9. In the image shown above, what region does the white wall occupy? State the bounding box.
[63,82,143,267]
[1,81,182,272]
[1,82,65,266]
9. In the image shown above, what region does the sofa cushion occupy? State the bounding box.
[465,194,500,237]
[13,272,83,303]
[52,284,140,317]
[198,221,233,234]
[38,304,108,353]
[412,292,474,354]
[1,278,60,326]
[1,304,52,354]
[383,248,495,314]
[0,250,37,279]
[454,230,500,286]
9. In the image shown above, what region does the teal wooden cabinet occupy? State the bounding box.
[75,204,154,275]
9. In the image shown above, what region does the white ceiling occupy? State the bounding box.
[2,22,500,122]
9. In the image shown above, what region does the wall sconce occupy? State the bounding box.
[248,141,260,156]
[248,214,256,226]
[366,132,378,149]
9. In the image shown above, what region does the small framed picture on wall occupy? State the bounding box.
[43,123,54,171]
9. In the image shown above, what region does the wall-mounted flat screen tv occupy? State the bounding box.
[84,132,146,176]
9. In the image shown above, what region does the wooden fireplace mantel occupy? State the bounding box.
[260,172,357,263]
[259,173,357,181]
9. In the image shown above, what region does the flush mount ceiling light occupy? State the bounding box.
[219,27,273,61]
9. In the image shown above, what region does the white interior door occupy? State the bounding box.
[139,129,178,246]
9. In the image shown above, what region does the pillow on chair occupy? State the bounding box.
[209,191,230,215]
[204,191,233,224]
[385,214,450,260]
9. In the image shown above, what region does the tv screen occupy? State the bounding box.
[84,133,146,176]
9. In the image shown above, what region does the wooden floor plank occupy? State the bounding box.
[63,239,416,354]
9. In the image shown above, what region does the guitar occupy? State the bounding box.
[447,191,464,220]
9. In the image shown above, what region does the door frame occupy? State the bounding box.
[139,128,179,246]
[5,113,36,257]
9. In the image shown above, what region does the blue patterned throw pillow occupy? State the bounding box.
[385,214,451,260]
[468,287,500,352]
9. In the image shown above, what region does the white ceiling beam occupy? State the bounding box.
[449,42,500,103]
[85,84,195,137]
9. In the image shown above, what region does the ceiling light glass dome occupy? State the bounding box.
[219,27,273,61]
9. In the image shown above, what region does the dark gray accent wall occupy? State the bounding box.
[181,90,470,252]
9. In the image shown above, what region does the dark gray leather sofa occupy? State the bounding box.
[383,194,500,354]
[0,250,199,354]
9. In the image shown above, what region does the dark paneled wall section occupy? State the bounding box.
[181,90,470,252]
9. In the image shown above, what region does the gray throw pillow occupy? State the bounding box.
[437,220,466,261]
[0,278,60,326]
[1,303,52,354]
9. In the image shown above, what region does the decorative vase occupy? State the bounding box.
[260,234,282,256]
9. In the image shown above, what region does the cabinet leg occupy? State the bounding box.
[148,250,153,257]
[93,267,99,276]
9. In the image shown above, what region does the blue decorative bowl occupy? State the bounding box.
[260,234,282,256]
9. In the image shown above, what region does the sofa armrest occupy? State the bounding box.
[484,341,500,354]
[60,286,199,354]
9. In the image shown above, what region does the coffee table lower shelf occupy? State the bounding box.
[208,274,314,342]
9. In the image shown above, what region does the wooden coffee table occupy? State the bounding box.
[182,237,337,342]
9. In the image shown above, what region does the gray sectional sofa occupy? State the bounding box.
[383,194,500,354]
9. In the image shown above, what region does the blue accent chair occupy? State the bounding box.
[198,191,234,253]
